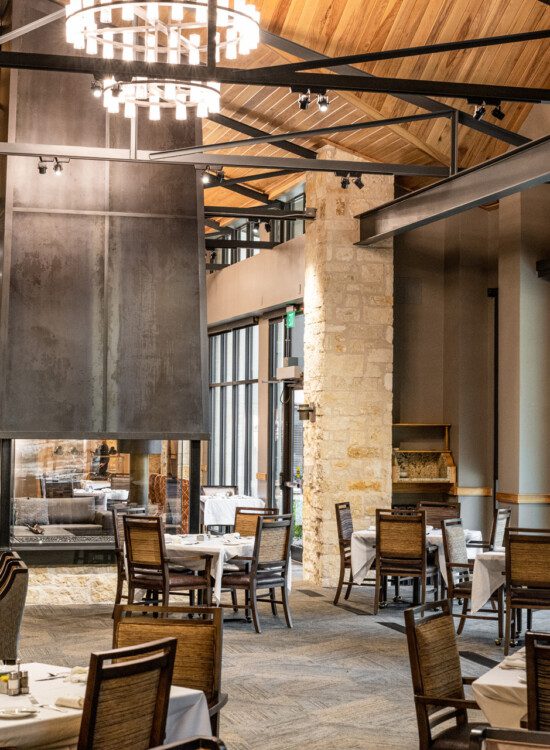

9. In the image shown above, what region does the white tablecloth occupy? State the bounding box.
[201,495,265,527]
[471,549,506,614]
[0,662,211,749]
[166,534,255,604]
[472,650,527,728]
[351,527,482,585]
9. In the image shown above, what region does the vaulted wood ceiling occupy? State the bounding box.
[203,0,550,214]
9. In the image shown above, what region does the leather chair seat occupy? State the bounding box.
[133,572,207,589]
[432,722,488,749]
[510,587,550,603]
[452,579,473,597]
[222,572,285,588]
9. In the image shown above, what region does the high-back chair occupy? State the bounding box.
[404,600,487,749]
[375,509,438,613]
[0,552,28,663]
[469,727,550,749]
[234,506,278,537]
[78,638,177,750]
[221,515,293,634]
[112,507,129,609]
[442,518,503,643]
[504,529,550,655]
[333,502,354,605]
[418,501,460,530]
[467,508,511,554]
[124,516,212,607]
[526,631,550,731]
[113,605,227,735]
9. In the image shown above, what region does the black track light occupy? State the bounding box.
[216,168,225,183]
[473,102,486,121]
[111,83,122,99]
[340,175,350,190]
[253,219,260,230]
[37,159,47,175]
[317,93,329,113]
[491,104,505,121]
[298,92,310,111]
[53,159,63,176]
[91,78,103,98]
[264,221,272,233]
[202,170,212,185]
[354,174,364,190]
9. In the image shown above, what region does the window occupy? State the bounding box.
[208,221,261,270]
[273,192,306,244]
[208,325,259,495]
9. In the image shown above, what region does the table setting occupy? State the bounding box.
[350,526,483,584]
[0,662,212,749]
[472,647,527,728]
[201,494,265,528]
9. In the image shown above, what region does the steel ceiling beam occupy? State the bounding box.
[0,139,449,175]
[0,8,65,45]
[356,135,550,246]
[207,113,316,159]
[204,170,297,187]
[205,239,278,249]
[163,111,449,156]
[209,177,281,205]
[0,51,546,103]
[205,206,316,220]
[261,30,530,147]
[259,29,550,75]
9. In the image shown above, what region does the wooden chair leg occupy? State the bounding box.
[244,589,251,622]
[527,608,533,631]
[496,587,504,646]
[381,575,388,606]
[210,710,220,737]
[231,589,238,613]
[281,584,292,629]
[127,585,135,605]
[334,558,346,605]
[250,584,261,634]
[504,594,512,656]
[421,575,427,606]
[457,598,468,635]
[343,567,354,601]
[269,588,278,616]
[373,566,380,615]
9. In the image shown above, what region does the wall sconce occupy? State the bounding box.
[297,403,316,422]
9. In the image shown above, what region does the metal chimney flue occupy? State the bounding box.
[118,440,162,508]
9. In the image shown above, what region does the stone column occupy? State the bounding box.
[302,145,394,586]
[498,185,550,525]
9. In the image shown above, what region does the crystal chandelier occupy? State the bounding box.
[65,1,261,120]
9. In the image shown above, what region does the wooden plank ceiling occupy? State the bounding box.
[203,0,550,215]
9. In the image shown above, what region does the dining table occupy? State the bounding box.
[0,662,212,749]
[350,526,482,585]
[472,648,527,729]
[201,494,265,528]
[470,548,506,614]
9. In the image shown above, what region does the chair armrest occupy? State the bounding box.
[520,713,528,729]
[448,562,475,570]
[231,556,254,562]
[416,695,479,710]
[208,693,228,717]
[467,541,490,549]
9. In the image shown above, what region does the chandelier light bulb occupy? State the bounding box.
[121,0,134,21]
[149,102,161,121]
[124,101,136,119]
[171,3,184,21]
[175,100,187,120]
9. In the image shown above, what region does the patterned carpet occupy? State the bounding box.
[18,576,550,750]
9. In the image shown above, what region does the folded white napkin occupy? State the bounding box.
[65,666,88,684]
[55,696,84,709]
[501,650,526,670]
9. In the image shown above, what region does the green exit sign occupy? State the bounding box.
[286,310,296,329]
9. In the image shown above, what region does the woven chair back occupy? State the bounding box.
[418,502,460,530]
[526,633,550,732]
[492,508,511,549]
[124,516,165,569]
[234,507,278,537]
[113,606,222,704]
[335,502,354,544]
[442,518,469,566]
[78,638,177,750]
[377,509,425,559]
[256,516,292,566]
[507,530,550,588]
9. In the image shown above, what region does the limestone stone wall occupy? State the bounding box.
[302,145,394,586]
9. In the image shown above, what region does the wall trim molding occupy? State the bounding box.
[496,492,550,505]
[451,486,492,497]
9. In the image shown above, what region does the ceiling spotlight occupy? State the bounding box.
[491,104,505,121]
[53,159,63,176]
[298,92,311,111]
[354,175,364,190]
[90,78,103,98]
[340,175,350,190]
[216,168,225,183]
[473,102,486,121]
[111,83,122,99]
[253,219,260,230]
[317,93,329,113]
[37,159,47,175]
[202,170,212,185]
[264,221,272,233]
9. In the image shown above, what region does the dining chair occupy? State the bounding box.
[374,509,438,613]
[123,515,213,607]
[469,727,550,749]
[112,507,130,611]
[441,518,503,644]
[333,501,376,605]
[0,552,28,663]
[78,637,177,750]
[405,599,488,750]
[151,740,227,750]
[525,631,550,731]
[234,506,278,537]
[221,515,293,634]
[467,508,511,553]
[113,604,227,736]
[418,501,461,530]
[504,528,550,655]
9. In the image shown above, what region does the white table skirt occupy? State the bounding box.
[0,662,211,749]
[201,495,265,527]
[471,549,505,614]
[351,527,482,585]
[472,654,527,728]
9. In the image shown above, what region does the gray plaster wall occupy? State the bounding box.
[0,0,208,439]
